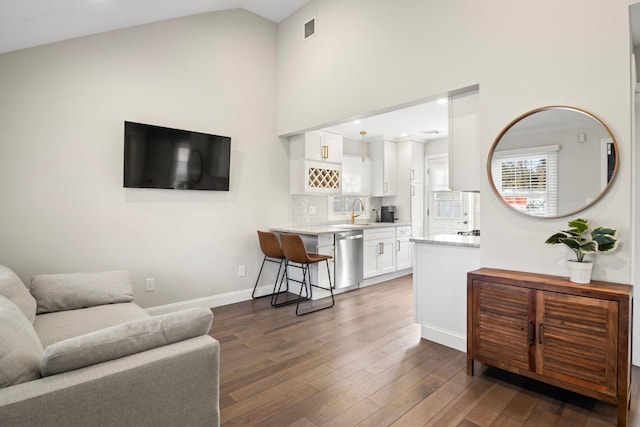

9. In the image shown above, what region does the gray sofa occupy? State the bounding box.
[0,265,220,427]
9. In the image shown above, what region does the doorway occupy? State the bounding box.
[425,155,474,236]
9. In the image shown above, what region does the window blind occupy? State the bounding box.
[491,146,558,217]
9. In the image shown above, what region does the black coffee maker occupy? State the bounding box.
[380,205,396,223]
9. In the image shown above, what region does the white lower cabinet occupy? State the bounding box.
[363,227,395,279]
[395,226,412,270]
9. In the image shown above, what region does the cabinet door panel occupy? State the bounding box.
[395,238,412,270]
[378,239,395,275]
[383,141,397,195]
[304,131,324,161]
[323,132,343,163]
[473,281,534,372]
[536,292,618,396]
[363,240,381,279]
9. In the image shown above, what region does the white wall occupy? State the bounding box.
[424,138,448,157]
[278,0,632,281]
[0,10,290,308]
[278,0,636,362]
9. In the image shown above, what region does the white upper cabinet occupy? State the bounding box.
[448,90,479,192]
[290,131,343,194]
[341,155,371,196]
[371,139,397,196]
[410,142,425,184]
[290,160,341,194]
[292,130,343,163]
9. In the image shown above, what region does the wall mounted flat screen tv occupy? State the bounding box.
[124,121,231,191]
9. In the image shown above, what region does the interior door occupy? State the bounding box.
[426,156,470,236]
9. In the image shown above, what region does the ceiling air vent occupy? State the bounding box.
[304,18,316,40]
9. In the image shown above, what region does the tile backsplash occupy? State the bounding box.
[290,195,388,226]
[290,195,328,226]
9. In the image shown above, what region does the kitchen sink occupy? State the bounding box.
[332,223,371,228]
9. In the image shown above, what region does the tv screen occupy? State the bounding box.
[124,121,231,191]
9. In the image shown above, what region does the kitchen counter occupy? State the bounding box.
[270,222,411,236]
[411,234,480,248]
[270,222,413,299]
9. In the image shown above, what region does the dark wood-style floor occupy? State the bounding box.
[209,275,639,427]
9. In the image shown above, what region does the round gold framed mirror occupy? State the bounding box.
[487,106,618,218]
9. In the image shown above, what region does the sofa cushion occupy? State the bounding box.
[0,296,44,387]
[40,307,213,376]
[34,302,149,348]
[0,264,37,323]
[30,270,134,314]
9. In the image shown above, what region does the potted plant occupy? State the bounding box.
[545,218,618,283]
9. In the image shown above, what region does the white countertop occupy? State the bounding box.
[270,222,411,236]
[411,234,480,248]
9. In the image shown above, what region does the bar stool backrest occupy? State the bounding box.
[280,234,312,264]
[257,231,284,259]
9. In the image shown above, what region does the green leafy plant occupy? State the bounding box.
[545,218,618,262]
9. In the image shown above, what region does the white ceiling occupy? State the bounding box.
[322,99,450,141]
[0,0,311,54]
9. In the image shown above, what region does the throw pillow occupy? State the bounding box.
[0,296,43,387]
[0,264,37,323]
[41,307,213,376]
[30,270,134,314]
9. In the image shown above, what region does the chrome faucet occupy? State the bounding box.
[351,198,365,224]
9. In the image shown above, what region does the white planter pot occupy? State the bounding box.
[568,260,593,284]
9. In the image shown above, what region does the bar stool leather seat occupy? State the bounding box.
[275,233,335,316]
[252,231,288,302]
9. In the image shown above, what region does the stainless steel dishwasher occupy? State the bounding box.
[334,230,364,288]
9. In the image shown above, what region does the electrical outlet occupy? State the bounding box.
[238,265,246,277]
[145,278,155,292]
[308,205,316,215]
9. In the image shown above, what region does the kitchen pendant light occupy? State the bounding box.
[360,130,367,162]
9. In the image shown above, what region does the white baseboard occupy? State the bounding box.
[145,270,412,316]
[421,324,466,352]
[144,285,275,316]
[359,268,412,288]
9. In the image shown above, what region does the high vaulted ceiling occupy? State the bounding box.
[0,0,311,54]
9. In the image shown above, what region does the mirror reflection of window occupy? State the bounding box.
[491,146,559,217]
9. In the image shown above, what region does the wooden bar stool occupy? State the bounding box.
[252,231,288,301]
[276,233,334,316]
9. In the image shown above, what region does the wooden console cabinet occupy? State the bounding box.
[467,268,633,427]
